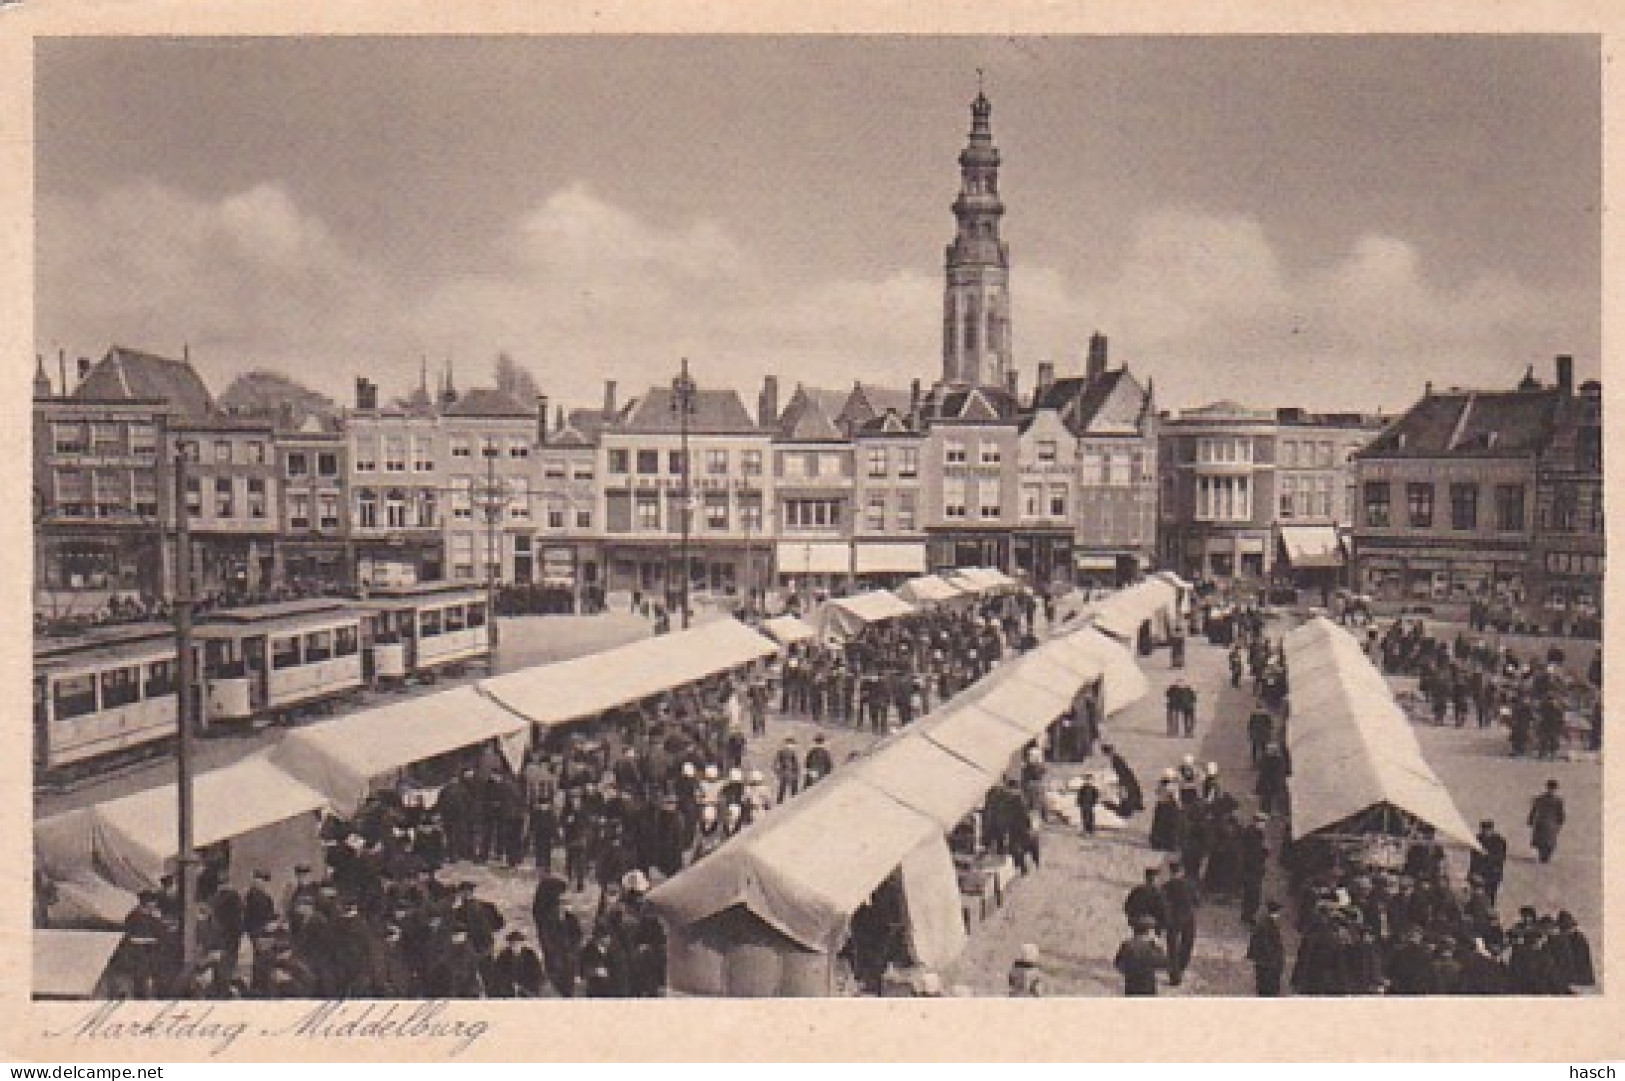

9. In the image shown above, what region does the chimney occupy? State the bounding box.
[77,356,92,384]
[58,348,67,399]
[1036,361,1055,398]
[355,377,378,412]
[758,375,779,429]
[537,394,550,445]
[182,343,190,366]
[910,378,922,418]
[1555,354,1574,394]
[603,379,618,420]
[1087,332,1108,382]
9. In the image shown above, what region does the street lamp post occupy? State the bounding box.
[171,443,199,975]
[475,440,504,656]
[671,359,697,630]
[735,476,755,617]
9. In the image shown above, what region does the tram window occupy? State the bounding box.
[420,609,443,637]
[305,630,333,663]
[444,605,466,632]
[53,674,99,719]
[101,665,141,709]
[145,658,177,698]
[271,636,302,670]
[335,625,359,657]
[466,603,486,628]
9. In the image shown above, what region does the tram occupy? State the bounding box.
[33,623,184,774]
[358,582,492,683]
[194,598,366,724]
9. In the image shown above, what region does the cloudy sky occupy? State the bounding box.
[36,35,1599,414]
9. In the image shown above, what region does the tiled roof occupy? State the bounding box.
[1362,387,1562,458]
[775,385,848,441]
[1031,369,1150,436]
[922,383,1021,423]
[850,383,913,420]
[74,346,215,416]
[442,387,533,418]
[620,386,760,434]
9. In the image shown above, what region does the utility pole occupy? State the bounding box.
[171,442,198,975]
[737,476,754,617]
[480,439,502,654]
[671,359,697,630]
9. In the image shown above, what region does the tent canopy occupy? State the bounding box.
[1046,626,1151,715]
[33,930,125,999]
[1283,618,1479,848]
[1278,524,1346,569]
[761,615,816,646]
[35,755,330,894]
[815,590,915,639]
[1086,577,1178,641]
[479,618,776,729]
[895,575,966,606]
[269,686,528,818]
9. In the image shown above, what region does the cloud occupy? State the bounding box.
[38,183,1594,417]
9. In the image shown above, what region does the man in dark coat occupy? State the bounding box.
[243,870,277,938]
[452,882,505,956]
[1238,813,1269,924]
[1256,744,1289,815]
[1104,745,1143,817]
[805,734,835,784]
[1161,861,1199,986]
[1556,911,1596,988]
[1247,708,1274,766]
[1528,780,1566,863]
[1469,819,1509,904]
[531,875,582,998]
[1246,901,1286,996]
[1124,868,1167,931]
[1113,918,1169,997]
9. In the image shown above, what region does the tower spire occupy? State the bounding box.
[941,80,1011,390]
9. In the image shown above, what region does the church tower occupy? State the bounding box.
[941,86,1011,388]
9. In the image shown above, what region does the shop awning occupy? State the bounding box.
[761,615,817,646]
[33,930,125,999]
[1086,577,1179,641]
[1278,524,1346,569]
[270,686,531,818]
[35,755,331,893]
[1075,554,1120,571]
[775,541,851,576]
[894,575,966,606]
[477,619,777,732]
[853,542,927,575]
[1282,618,1479,848]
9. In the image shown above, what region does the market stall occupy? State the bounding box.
[812,590,916,641]
[33,929,125,999]
[894,574,969,608]
[761,614,817,647]
[1083,577,1179,650]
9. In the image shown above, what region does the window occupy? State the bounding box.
[444,605,466,633]
[979,442,1001,466]
[507,476,530,520]
[780,451,806,479]
[1022,483,1043,518]
[1317,441,1334,467]
[335,626,359,657]
[414,437,434,472]
[214,440,232,464]
[467,601,487,628]
[1078,448,1103,486]
[271,636,302,670]
[668,450,687,475]
[608,448,630,474]
[704,491,729,529]
[481,437,500,459]
[1049,487,1067,518]
[129,424,158,457]
[247,477,267,519]
[357,488,378,528]
[450,476,472,521]
[420,610,442,637]
[317,452,338,477]
[246,440,266,465]
[180,441,201,463]
[53,673,99,719]
[1036,440,1057,465]
[92,424,124,456]
[1197,438,1252,465]
[451,436,472,459]
[384,436,407,472]
[945,441,968,465]
[385,489,408,528]
[508,438,529,460]
[133,472,158,517]
[943,477,967,519]
[305,630,333,663]
[287,452,309,478]
[1107,452,1132,487]
[1196,475,1251,522]
[92,469,126,517]
[867,447,888,477]
[1315,476,1333,518]
[412,490,433,528]
[575,509,592,529]
[897,447,919,478]
[543,457,566,480]
[1449,483,1479,530]
[184,475,202,518]
[1495,484,1526,532]
[548,506,566,529]
[573,462,594,482]
[214,477,234,518]
[52,422,88,455]
[635,491,661,530]
[784,498,843,529]
[144,659,176,700]
[897,492,917,530]
[1281,440,1298,467]
[100,665,141,708]
[742,449,763,477]
[706,449,729,475]
[1577,427,1602,473]
[1363,482,1391,528]
[319,493,340,530]
[1549,483,1579,532]
[450,534,475,579]
[1405,482,1434,528]
[865,495,886,530]
[1279,475,1297,519]
[636,449,660,475]
[739,493,763,532]
[353,436,378,472]
[979,498,1001,520]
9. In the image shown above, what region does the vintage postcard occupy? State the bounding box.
[2,0,1620,1064]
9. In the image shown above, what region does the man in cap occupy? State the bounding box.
[805,734,835,784]
[1124,867,1167,931]
[1007,943,1043,997]
[486,930,544,998]
[1527,779,1566,864]
[1076,772,1100,836]
[243,870,278,938]
[1246,900,1286,996]
[1114,917,1170,996]
[774,737,802,803]
[1469,819,1509,904]
[1238,813,1271,925]
[1161,860,1199,986]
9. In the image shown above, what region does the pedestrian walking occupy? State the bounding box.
[1528,779,1566,864]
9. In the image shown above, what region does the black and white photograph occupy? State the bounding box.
[15,21,1611,1055]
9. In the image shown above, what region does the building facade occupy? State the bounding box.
[1529,366,1604,633]
[275,416,350,590]
[347,379,444,587]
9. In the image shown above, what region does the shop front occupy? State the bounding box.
[926,530,1010,576]
[1011,530,1073,587]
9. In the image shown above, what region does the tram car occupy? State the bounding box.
[193,598,366,725]
[33,623,186,774]
[358,582,492,683]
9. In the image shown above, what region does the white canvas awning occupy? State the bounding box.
[478,618,777,731]
[894,574,967,606]
[1154,569,1194,591]
[1087,578,1179,641]
[775,541,851,576]
[815,590,915,639]
[1282,618,1479,847]
[270,686,530,818]
[1278,524,1345,569]
[1046,627,1151,715]
[33,930,125,999]
[761,615,817,646]
[853,542,927,575]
